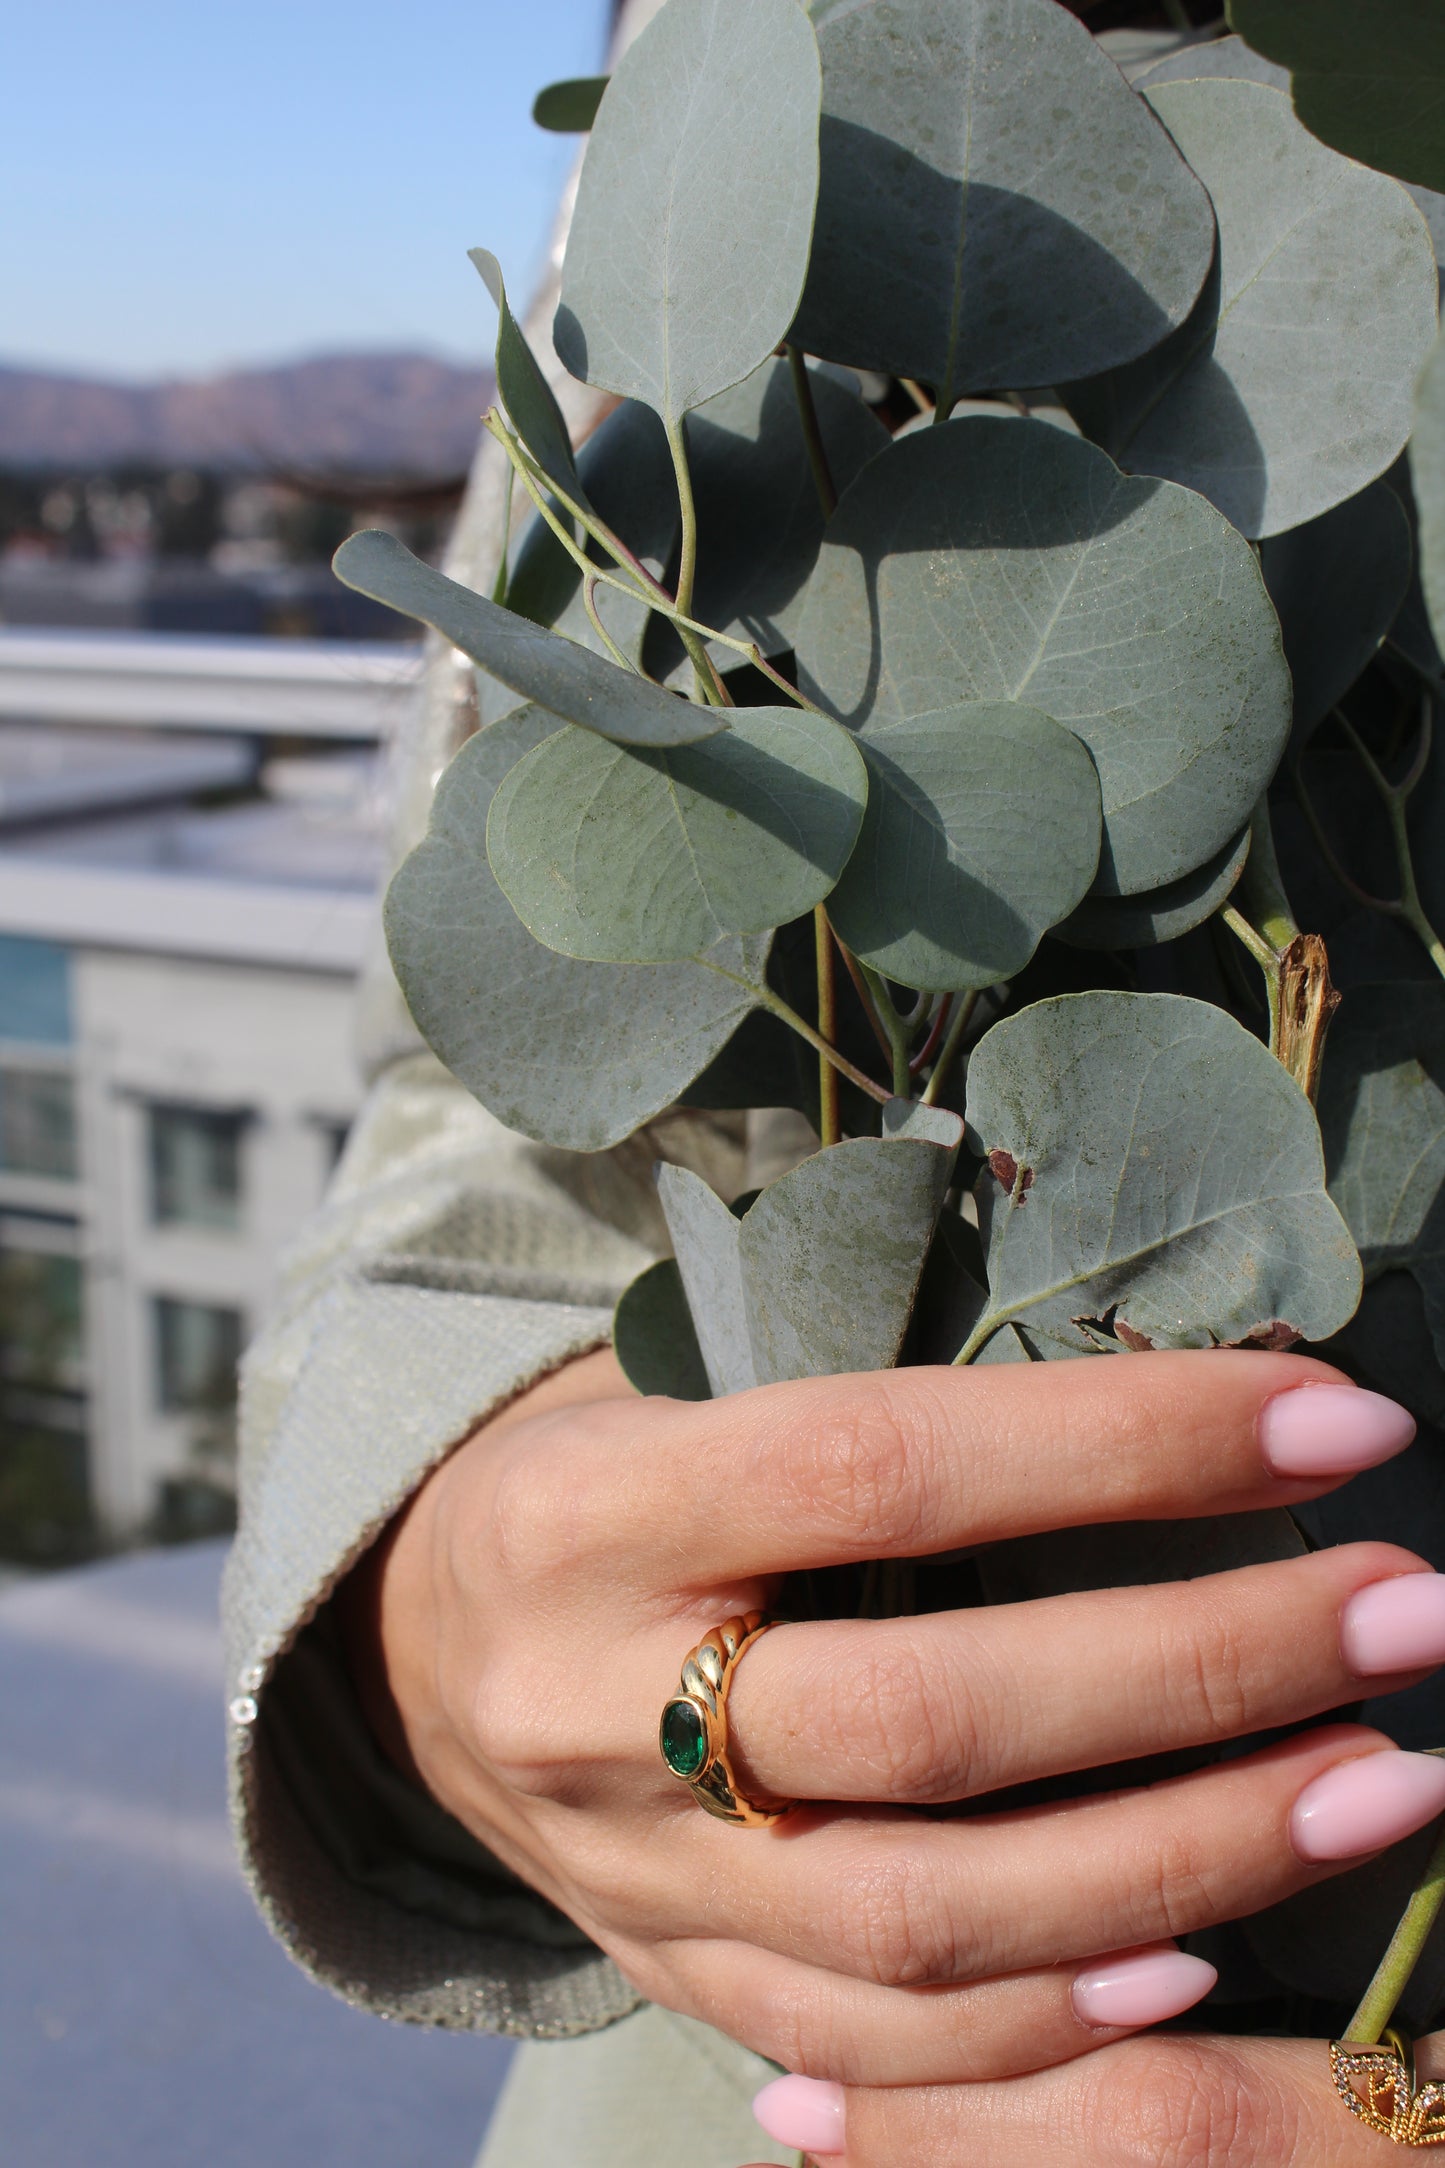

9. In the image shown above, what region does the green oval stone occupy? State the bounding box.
[661,1698,708,1779]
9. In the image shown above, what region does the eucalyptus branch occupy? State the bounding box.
[1346,1804,1445,2044]
[920,988,979,1107]
[490,465,515,606]
[1223,904,1284,1054]
[910,992,953,1076]
[814,905,841,1145]
[696,957,892,1106]
[581,576,636,674]
[786,345,838,519]
[860,960,912,1096]
[832,929,896,1066]
[745,645,824,712]
[1336,699,1445,982]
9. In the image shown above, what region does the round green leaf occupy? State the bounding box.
[1066,80,1440,538]
[469,249,578,496]
[1135,31,1287,92]
[827,701,1102,991]
[1318,980,1445,1368]
[790,0,1214,408]
[962,991,1362,1359]
[1054,824,1251,951]
[486,706,868,963]
[674,358,889,665]
[383,708,770,1152]
[795,418,1290,898]
[532,76,608,132]
[1413,328,1445,661]
[613,1260,710,1399]
[1229,0,1445,194]
[555,0,822,426]
[1260,481,1412,747]
[333,528,721,749]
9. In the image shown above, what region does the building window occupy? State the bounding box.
[0,1069,78,1180]
[153,1297,243,1414]
[0,935,71,1047]
[148,1106,245,1230]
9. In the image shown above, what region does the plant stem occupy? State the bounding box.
[697,959,892,1105]
[787,346,838,520]
[1236,798,1299,955]
[920,988,979,1106]
[580,576,635,674]
[832,930,896,1064]
[910,992,953,1076]
[899,378,933,416]
[814,906,841,1145]
[746,644,824,712]
[490,465,515,605]
[860,961,911,1096]
[1222,904,1283,1054]
[666,415,699,622]
[1336,700,1445,981]
[1346,1809,1445,2043]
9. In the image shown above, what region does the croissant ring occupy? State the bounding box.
[659,1612,794,1828]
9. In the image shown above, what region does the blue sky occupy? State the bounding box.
[5,0,612,379]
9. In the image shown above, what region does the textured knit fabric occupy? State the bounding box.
[474,2008,794,2168]
[222,1051,755,2039]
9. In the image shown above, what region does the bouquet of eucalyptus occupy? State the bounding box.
[336,0,1445,2044]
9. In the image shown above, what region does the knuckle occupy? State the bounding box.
[830,1849,971,1987]
[1179,1603,1254,1739]
[1141,1824,1224,1944]
[486,1438,586,1586]
[465,1658,562,1791]
[1077,2040,1286,2167]
[839,1633,986,1802]
[777,1377,941,1556]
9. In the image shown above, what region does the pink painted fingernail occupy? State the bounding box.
[1343,1575,1445,1677]
[1072,1945,1218,2029]
[753,2075,846,2157]
[1258,1384,1415,1478]
[1290,1751,1445,1862]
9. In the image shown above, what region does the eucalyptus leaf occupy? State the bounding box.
[613,1259,710,1399]
[649,358,888,680]
[1228,0,1445,194]
[502,397,677,696]
[793,0,1214,407]
[468,249,578,495]
[961,992,1362,1359]
[485,706,868,963]
[1317,981,1445,1370]
[659,1100,962,1392]
[1054,826,1251,952]
[1260,482,1413,749]
[554,0,822,426]
[1413,328,1445,660]
[333,528,721,748]
[826,700,1102,991]
[532,76,609,132]
[1134,32,1287,93]
[383,707,770,1152]
[1096,26,1220,85]
[1065,80,1440,538]
[795,418,1290,898]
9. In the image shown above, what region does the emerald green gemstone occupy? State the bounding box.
[661,1698,708,1779]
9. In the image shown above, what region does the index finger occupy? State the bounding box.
[581,1353,1415,1580]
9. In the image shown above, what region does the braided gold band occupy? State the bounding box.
[659,1611,795,1827]
[1331,2031,1445,2144]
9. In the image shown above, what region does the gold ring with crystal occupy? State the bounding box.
[659,1611,794,1827]
[1331,2029,1445,2144]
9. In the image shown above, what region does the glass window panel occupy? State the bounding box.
[0,1249,84,1384]
[153,1297,243,1414]
[0,1070,78,1179]
[148,1106,244,1229]
[0,935,72,1047]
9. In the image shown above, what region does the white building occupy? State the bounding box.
[0,630,421,1553]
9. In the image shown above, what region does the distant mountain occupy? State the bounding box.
[0,352,494,475]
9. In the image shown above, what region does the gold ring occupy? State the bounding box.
[659,1611,794,1827]
[1331,2030,1445,2144]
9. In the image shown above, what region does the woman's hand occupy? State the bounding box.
[750,2027,1445,2162]
[342,1345,1444,2089]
